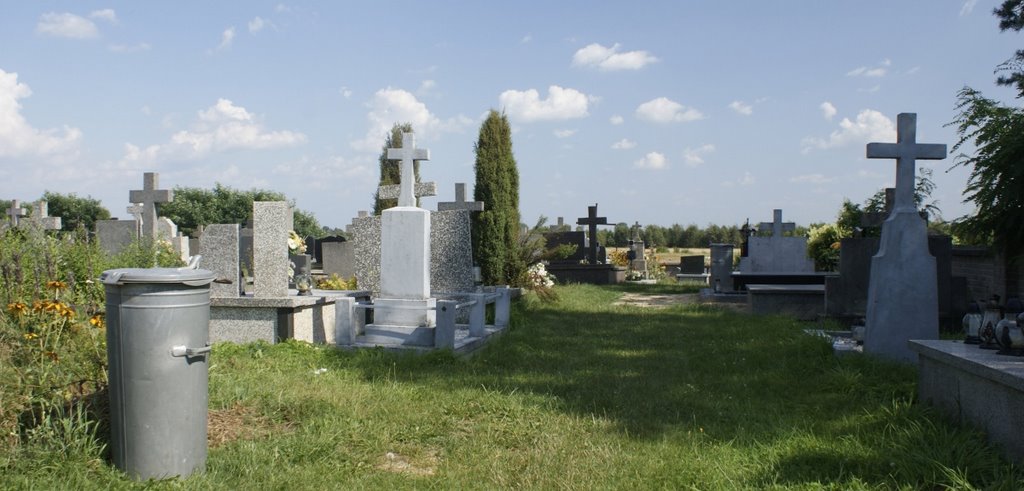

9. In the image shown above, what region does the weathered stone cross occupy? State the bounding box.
[866,113,946,213]
[576,204,608,264]
[437,183,484,212]
[128,172,173,239]
[5,200,27,227]
[28,201,61,230]
[385,132,430,208]
[757,209,795,237]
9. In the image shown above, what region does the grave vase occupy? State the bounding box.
[289,254,312,292]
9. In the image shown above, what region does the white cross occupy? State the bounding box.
[437,183,484,212]
[757,209,795,237]
[385,132,430,207]
[128,172,173,238]
[6,200,27,227]
[866,113,946,212]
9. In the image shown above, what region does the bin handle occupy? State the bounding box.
[170,344,212,357]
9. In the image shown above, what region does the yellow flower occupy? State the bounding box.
[46,280,68,292]
[287,230,307,254]
[23,332,39,340]
[89,314,104,328]
[6,302,27,317]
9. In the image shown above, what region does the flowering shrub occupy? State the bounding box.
[608,249,629,267]
[523,262,557,302]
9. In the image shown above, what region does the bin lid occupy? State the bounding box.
[100,267,216,286]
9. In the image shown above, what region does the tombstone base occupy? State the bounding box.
[864,210,938,363]
[372,297,437,327]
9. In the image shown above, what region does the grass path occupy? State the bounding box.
[3,284,1021,489]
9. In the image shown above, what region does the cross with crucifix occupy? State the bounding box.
[437,183,484,212]
[385,132,430,208]
[576,204,608,264]
[866,113,946,213]
[5,200,27,227]
[757,209,795,237]
[128,172,173,239]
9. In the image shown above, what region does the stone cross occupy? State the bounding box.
[127,204,144,237]
[5,200,27,227]
[377,181,437,201]
[866,113,946,213]
[437,183,484,212]
[385,132,430,208]
[128,172,173,239]
[757,209,795,237]
[631,221,643,240]
[576,204,608,265]
[28,201,61,230]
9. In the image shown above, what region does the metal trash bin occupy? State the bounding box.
[101,267,216,480]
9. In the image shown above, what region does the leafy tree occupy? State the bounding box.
[159,183,322,238]
[372,123,416,214]
[994,0,1024,97]
[949,86,1024,249]
[472,110,522,285]
[807,223,843,271]
[40,191,111,232]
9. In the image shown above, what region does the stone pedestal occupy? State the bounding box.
[375,206,435,326]
[864,210,938,362]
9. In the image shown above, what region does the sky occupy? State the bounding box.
[0,1,1020,231]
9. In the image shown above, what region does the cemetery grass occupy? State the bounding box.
[4,287,1023,489]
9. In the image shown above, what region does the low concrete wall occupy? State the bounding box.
[210,290,370,344]
[747,284,824,321]
[910,340,1024,463]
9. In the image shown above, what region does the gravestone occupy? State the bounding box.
[710,244,735,292]
[239,218,254,278]
[350,213,382,293]
[549,217,567,231]
[739,209,814,273]
[864,113,945,363]
[628,221,646,274]
[24,201,61,230]
[576,204,608,265]
[252,202,291,298]
[433,182,484,294]
[128,172,173,239]
[316,235,346,265]
[436,183,483,212]
[188,225,204,261]
[126,204,144,238]
[322,240,356,279]
[95,219,138,255]
[542,231,586,264]
[680,255,705,275]
[304,236,318,263]
[5,200,27,227]
[156,217,177,239]
[374,132,435,328]
[200,224,240,297]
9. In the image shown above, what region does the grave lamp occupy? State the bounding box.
[979,295,1003,350]
[963,301,982,344]
[995,298,1023,355]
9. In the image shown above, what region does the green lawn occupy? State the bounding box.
[3,284,1021,489]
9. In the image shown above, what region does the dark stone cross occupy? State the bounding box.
[576,204,608,264]
[437,183,484,212]
[866,113,946,213]
[128,172,173,239]
[5,199,27,227]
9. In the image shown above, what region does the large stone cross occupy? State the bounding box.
[866,113,946,213]
[128,172,173,239]
[6,199,27,227]
[576,204,608,264]
[757,209,795,237]
[385,132,430,208]
[437,183,484,212]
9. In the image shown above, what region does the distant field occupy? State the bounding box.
[608,247,710,265]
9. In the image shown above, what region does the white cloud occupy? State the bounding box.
[611,138,636,150]
[339,86,352,99]
[633,151,667,170]
[820,101,837,120]
[801,109,895,153]
[609,115,624,125]
[721,172,755,187]
[275,4,292,13]
[635,97,703,123]
[789,173,836,184]
[351,87,472,152]
[858,85,881,93]
[36,12,99,39]
[572,43,658,71]
[728,100,753,116]
[89,9,117,23]
[118,98,306,165]
[960,0,978,16]
[554,129,576,139]
[682,144,715,167]
[248,17,267,34]
[417,79,437,96]
[0,69,82,162]
[520,34,532,43]
[216,27,236,51]
[847,59,890,78]
[109,43,151,53]
[499,85,591,122]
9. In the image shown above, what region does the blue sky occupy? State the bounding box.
[0,1,1019,230]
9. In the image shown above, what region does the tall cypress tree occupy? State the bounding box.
[372,122,417,214]
[472,110,521,285]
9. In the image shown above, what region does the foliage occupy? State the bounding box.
[287,231,306,255]
[607,248,629,267]
[472,110,522,285]
[158,183,322,238]
[372,123,416,214]
[316,273,357,290]
[949,86,1024,249]
[40,192,111,233]
[599,222,745,248]
[807,223,844,272]
[994,0,1024,97]
[523,263,557,302]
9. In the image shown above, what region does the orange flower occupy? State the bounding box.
[23,332,39,341]
[89,314,104,328]
[46,280,67,292]
[6,302,27,317]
